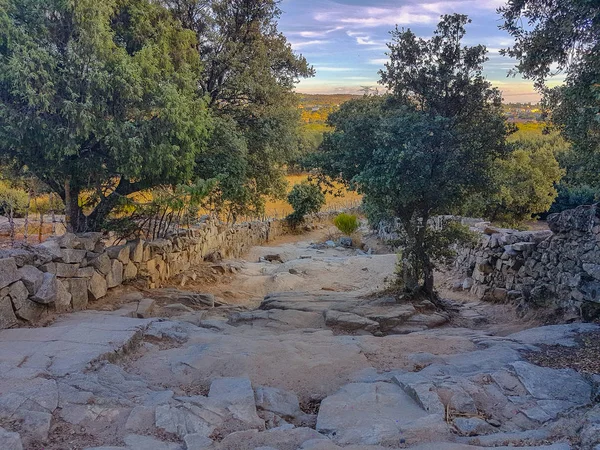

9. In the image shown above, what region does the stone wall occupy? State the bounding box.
[0,214,333,329]
[453,205,600,320]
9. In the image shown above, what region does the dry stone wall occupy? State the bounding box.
[453,205,600,320]
[0,214,332,329]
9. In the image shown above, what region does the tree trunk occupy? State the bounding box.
[417,212,436,299]
[50,192,56,237]
[422,256,435,297]
[64,179,86,233]
[24,190,31,244]
[64,178,73,233]
[8,205,15,248]
[399,215,420,294]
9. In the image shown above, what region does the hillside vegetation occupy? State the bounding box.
[0,1,597,250]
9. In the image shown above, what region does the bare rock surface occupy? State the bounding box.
[0,232,596,450]
[316,382,429,445]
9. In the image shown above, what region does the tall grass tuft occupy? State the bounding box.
[334,213,359,235]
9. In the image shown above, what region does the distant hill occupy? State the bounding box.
[296,93,362,108]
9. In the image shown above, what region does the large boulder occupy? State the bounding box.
[123,262,138,280]
[0,295,18,329]
[254,386,302,420]
[62,278,89,311]
[88,271,108,301]
[324,310,379,333]
[316,382,429,445]
[7,280,46,322]
[38,239,62,260]
[0,258,20,290]
[55,279,72,312]
[60,248,87,264]
[547,204,598,234]
[122,434,182,450]
[106,245,130,264]
[106,260,123,288]
[17,265,44,295]
[128,240,145,263]
[0,249,34,267]
[75,232,103,251]
[580,404,600,450]
[56,232,79,248]
[89,253,112,276]
[208,377,264,430]
[155,403,216,439]
[55,263,79,278]
[216,427,325,450]
[31,273,58,304]
[510,361,592,405]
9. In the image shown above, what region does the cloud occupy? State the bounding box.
[343,76,375,80]
[315,4,437,29]
[315,66,354,72]
[345,31,387,49]
[313,0,509,31]
[486,47,502,55]
[290,40,331,49]
[368,58,389,65]
[292,27,345,38]
[420,0,507,14]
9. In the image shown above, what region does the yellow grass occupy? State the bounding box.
[264,174,362,218]
[61,174,361,223]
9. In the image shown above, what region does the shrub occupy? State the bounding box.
[0,181,29,217]
[458,135,565,226]
[546,184,600,216]
[334,213,359,235]
[29,194,65,215]
[286,182,325,226]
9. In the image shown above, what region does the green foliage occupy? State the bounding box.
[462,134,565,226]
[547,184,600,216]
[166,0,314,217]
[395,221,477,286]
[500,0,600,187]
[0,180,28,217]
[105,178,218,240]
[286,182,325,226]
[492,138,564,225]
[30,194,65,215]
[334,213,359,236]
[309,15,511,297]
[0,0,212,232]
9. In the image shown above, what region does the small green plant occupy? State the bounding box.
[286,181,325,227]
[0,181,29,217]
[334,213,359,235]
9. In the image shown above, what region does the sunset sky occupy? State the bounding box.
[279,0,564,103]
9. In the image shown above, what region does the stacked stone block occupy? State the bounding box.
[454,205,600,319]
[0,214,330,328]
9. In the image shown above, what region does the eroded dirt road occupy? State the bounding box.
[0,229,598,450]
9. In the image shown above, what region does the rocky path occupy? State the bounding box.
[0,234,598,450]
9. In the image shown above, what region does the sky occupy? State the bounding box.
[278,0,561,103]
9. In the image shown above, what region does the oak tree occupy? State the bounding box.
[0,0,211,231]
[311,15,512,298]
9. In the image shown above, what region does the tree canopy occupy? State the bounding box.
[0,0,211,231]
[164,0,315,220]
[310,15,512,297]
[463,134,565,226]
[500,0,600,187]
[0,0,313,230]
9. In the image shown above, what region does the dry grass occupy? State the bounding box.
[264,174,362,218]
[523,331,600,375]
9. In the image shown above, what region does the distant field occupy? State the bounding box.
[510,121,547,140]
[264,174,362,218]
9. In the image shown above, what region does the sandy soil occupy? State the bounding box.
[165,227,397,308]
